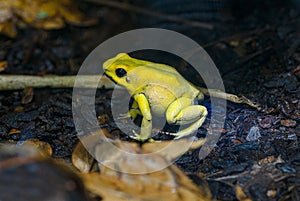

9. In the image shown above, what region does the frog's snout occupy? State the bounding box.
[103,53,129,70]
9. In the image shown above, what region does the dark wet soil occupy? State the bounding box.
[0,0,299,200]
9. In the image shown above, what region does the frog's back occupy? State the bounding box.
[128,64,199,98]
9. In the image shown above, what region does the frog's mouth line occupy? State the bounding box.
[104,72,118,85]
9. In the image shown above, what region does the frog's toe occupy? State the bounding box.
[130,130,148,142]
[131,135,148,142]
[130,130,156,142]
[117,112,131,119]
[173,134,192,140]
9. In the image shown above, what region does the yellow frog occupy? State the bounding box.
[103,53,208,141]
[103,53,259,141]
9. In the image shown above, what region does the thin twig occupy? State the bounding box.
[222,46,273,77]
[0,74,259,108]
[198,87,259,108]
[86,0,213,30]
[0,75,113,90]
[203,27,272,48]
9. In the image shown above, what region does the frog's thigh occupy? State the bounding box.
[166,97,192,124]
[166,97,207,139]
[167,97,204,124]
[172,105,207,124]
[174,105,207,139]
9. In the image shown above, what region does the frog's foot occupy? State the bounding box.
[131,130,155,142]
[170,113,207,140]
[117,112,131,119]
[128,116,153,141]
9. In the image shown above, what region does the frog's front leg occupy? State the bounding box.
[132,93,152,141]
[166,97,208,139]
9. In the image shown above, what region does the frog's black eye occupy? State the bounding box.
[115,68,127,78]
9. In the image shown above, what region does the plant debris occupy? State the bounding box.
[73,138,212,201]
[0,0,299,200]
[0,0,96,37]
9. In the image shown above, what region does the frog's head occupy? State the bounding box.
[103,53,140,87]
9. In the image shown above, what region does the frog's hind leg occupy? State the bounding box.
[172,105,208,139]
[166,97,208,139]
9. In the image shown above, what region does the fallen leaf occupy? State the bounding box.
[72,141,95,173]
[0,2,17,38]
[14,106,24,112]
[266,189,277,199]
[230,40,239,47]
[258,155,276,165]
[21,87,34,104]
[0,0,97,37]
[97,114,110,124]
[236,185,252,201]
[142,138,206,161]
[75,134,211,201]
[0,61,8,72]
[23,138,53,157]
[9,128,21,135]
[82,163,212,201]
[292,65,300,78]
[280,119,297,127]
[0,21,17,37]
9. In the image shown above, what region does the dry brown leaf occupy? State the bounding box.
[13,0,89,29]
[0,61,8,72]
[82,162,212,201]
[9,128,21,135]
[280,119,297,127]
[14,106,24,112]
[0,21,17,37]
[0,1,17,38]
[235,185,252,201]
[23,138,53,157]
[97,114,110,124]
[82,164,212,201]
[258,155,276,165]
[142,138,206,161]
[77,130,206,168]
[266,189,277,199]
[72,130,211,200]
[75,137,211,201]
[72,141,95,173]
[21,87,34,104]
[81,174,135,201]
[0,0,96,37]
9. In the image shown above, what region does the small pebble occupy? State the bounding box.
[266,189,277,198]
[246,126,261,141]
[275,163,296,173]
[279,126,286,131]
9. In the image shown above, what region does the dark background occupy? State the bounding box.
[0,0,299,200]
